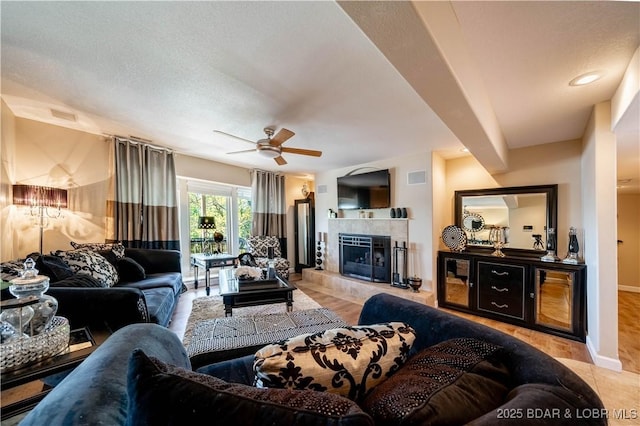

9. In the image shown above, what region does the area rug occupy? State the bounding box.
[182,287,322,348]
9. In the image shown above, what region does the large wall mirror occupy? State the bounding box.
[454,184,557,254]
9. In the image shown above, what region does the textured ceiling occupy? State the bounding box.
[1,1,638,190]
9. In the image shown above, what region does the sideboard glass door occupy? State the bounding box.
[444,258,471,308]
[534,268,573,332]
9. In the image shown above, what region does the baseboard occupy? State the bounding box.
[618,285,640,293]
[586,335,623,372]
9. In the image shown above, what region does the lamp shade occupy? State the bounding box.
[13,185,68,208]
[198,216,216,229]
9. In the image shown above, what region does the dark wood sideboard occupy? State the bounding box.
[437,250,587,342]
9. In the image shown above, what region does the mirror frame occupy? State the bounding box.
[454,184,558,256]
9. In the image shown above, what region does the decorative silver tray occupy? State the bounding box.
[1,316,70,372]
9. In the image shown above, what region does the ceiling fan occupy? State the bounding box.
[216,127,322,165]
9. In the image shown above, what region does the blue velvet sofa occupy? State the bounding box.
[21,294,606,425]
[2,248,183,331]
[48,248,184,330]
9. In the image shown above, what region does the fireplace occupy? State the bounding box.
[339,233,391,282]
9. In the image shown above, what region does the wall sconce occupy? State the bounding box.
[198,216,216,255]
[13,185,68,254]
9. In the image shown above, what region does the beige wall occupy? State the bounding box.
[582,101,620,370]
[617,193,640,291]
[1,112,110,259]
[1,114,309,267]
[315,151,433,289]
[444,140,584,252]
[1,100,17,260]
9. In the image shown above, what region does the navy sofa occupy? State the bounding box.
[21,293,605,425]
[47,248,183,330]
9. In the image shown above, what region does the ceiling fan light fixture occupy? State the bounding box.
[569,71,603,86]
[258,145,281,158]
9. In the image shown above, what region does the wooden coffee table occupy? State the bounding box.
[218,268,296,317]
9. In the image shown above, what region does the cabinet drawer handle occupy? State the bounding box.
[491,270,509,276]
[491,286,509,292]
[491,302,509,309]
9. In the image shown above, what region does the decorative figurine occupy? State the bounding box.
[541,227,559,262]
[562,227,581,264]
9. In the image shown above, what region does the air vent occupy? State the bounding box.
[317,184,328,194]
[50,109,76,122]
[407,170,427,185]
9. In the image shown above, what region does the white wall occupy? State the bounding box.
[315,151,433,288]
[582,101,621,371]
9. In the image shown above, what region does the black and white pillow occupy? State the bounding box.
[254,322,416,402]
[53,250,119,287]
[246,236,281,258]
[70,241,126,259]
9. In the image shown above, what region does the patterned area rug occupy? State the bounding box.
[182,287,322,347]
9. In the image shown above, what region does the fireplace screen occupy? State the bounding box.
[339,233,391,283]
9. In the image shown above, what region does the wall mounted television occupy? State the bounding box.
[337,169,391,210]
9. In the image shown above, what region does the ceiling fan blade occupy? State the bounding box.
[281,147,322,157]
[270,128,295,146]
[214,130,256,145]
[274,156,287,165]
[226,148,257,155]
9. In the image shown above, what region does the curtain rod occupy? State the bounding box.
[102,133,173,153]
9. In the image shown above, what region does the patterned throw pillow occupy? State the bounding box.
[246,236,281,258]
[127,349,374,426]
[53,250,119,287]
[254,322,416,402]
[70,241,126,259]
[361,338,511,425]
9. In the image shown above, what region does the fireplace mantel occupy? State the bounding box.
[325,219,408,273]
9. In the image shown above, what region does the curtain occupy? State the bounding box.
[251,169,287,242]
[107,137,179,250]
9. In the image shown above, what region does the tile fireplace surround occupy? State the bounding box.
[306,219,435,306]
[325,218,409,273]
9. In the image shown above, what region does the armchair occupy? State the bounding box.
[245,236,290,279]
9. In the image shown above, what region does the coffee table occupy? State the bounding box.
[191,253,238,296]
[218,268,296,317]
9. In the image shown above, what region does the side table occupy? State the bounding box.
[190,253,238,296]
[0,326,110,421]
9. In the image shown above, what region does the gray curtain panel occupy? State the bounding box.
[251,170,287,239]
[107,138,180,250]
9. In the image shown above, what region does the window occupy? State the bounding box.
[178,179,252,275]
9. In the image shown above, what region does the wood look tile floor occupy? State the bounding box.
[172,275,638,372]
[170,275,639,422]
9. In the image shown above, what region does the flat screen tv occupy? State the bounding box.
[337,169,391,210]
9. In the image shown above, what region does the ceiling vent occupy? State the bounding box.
[50,109,77,122]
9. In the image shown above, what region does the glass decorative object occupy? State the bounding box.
[489,226,507,257]
[562,227,581,264]
[7,258,58,335]
[541,227,559,262]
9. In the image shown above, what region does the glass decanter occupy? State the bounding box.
[7,258,58,335]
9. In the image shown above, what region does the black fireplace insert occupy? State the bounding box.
[339,233,391,283]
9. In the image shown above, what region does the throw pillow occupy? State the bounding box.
[116,257,146,282]
[33,254,75,283]
[127,349,374,426]
[361,337,511,425]
[53,250,119,288]
[254,322,416,402]
[70,241,126,259]
[49,274,104,288]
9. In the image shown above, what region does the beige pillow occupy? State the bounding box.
[254,322,416,402]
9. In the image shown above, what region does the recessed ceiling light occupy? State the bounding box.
[569,72,603,86]
[460,147,469,153]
